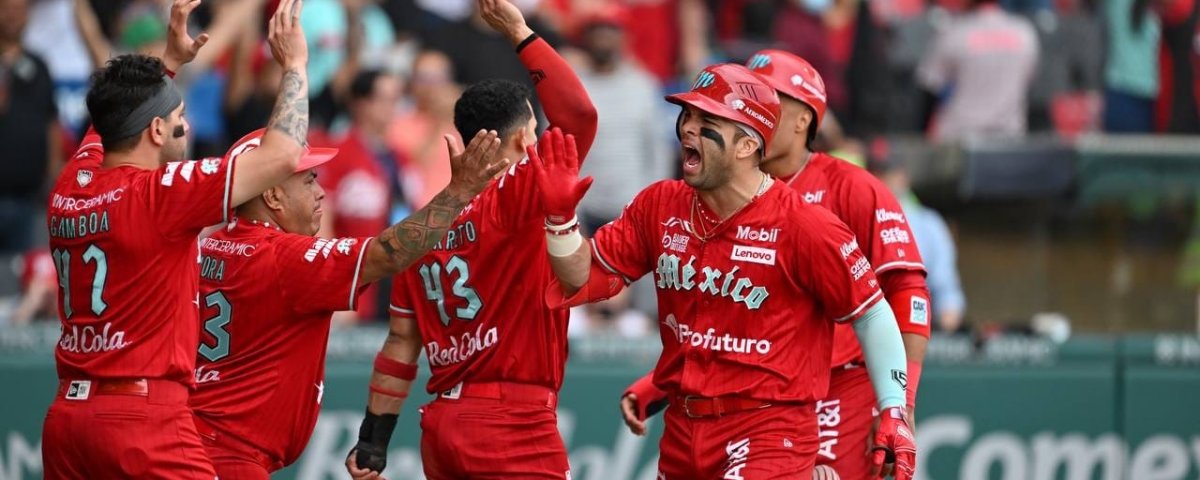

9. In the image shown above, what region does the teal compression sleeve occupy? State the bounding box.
[852,300,908,410]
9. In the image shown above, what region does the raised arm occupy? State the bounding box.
[477,0,598,158]
[228,0,309,206]
[528,128,594,294]
[356,131,511,285]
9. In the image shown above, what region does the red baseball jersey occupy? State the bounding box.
[388,35,596,395]
[389,158,570,394]
[48,130,235,385]
[591,179,882,402]
[190,220,372,466]
[787,153,925,368]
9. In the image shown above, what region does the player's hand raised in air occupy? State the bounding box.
[162,0,210,72]
[444,130,511,199]
[529,127,592,226]
[267,0,308,70]
[477,0,535,44]
[870,406,916,480]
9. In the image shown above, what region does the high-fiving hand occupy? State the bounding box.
[871,406,916,480]
[529,127,591,226]
[445,130,512,199]
[162,0,210,72]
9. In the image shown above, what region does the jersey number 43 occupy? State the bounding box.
[417,255,482,327]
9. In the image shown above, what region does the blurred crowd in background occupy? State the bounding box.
[2,0,1198,340]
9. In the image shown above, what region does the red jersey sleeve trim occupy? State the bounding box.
[222,155,237,224]
[348,238,372,311]
[874,260,926,274]
[589,238,633,284]
[834,289,884,323]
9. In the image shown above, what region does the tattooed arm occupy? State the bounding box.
[357,130,512,285]
[229,0,310,206]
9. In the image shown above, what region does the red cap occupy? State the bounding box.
[745,50,827,131]
[227,128,338,172]
[666,63,781,148]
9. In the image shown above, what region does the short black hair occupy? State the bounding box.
[453,79,533,143]
[349,69,386,102]
[86,54,170,152]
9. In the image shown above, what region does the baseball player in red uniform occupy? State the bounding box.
[621,51,931,480]
[41,0,313,478]
[532,64,916,479]
[344,1,598,479]
[188,127,508,479]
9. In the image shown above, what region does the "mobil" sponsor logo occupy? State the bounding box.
[735,225,780,243]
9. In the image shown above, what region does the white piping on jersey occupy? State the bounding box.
[874,261,926,274]
[222,156,236,224]
[590,238,633,284]
[835,289,883,323]
[349,238,372,310]
[389,304,415,317]
[496,155,530,190]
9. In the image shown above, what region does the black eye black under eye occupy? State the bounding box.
[700,127,725,150]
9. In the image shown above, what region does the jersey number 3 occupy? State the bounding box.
[418,255,482,326]
[199,291,232,362]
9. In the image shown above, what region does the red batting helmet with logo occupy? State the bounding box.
[666,63,781,150]
[745,50,827,132]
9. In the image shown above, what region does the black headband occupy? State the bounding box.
[110,75,183,140]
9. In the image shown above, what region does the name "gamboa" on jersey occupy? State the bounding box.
[654,253,769,310]
[665,315,772,354]
[425,325,498,367]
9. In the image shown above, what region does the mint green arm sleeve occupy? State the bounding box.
[852,300,907,410]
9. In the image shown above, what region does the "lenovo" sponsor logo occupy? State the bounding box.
[731,245,776,265]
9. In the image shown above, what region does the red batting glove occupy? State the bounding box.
[528,127,593,226]
[871,406,916,480]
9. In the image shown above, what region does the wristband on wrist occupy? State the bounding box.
[546,217,580,237]
[546,230,583,257]
[515,32,539,52]
[545,216,578,232]
[357,409,398,446]
[373,353,417,381]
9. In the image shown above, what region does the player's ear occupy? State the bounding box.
[148,117,167,147]
[736,134,760,162]
[508,127,529,152]
[261,186,286,211]
[795,107,813,135]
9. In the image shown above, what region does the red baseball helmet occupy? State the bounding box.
[745,50,827,131]
[227,128,339,172]
[666,63,781,149]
